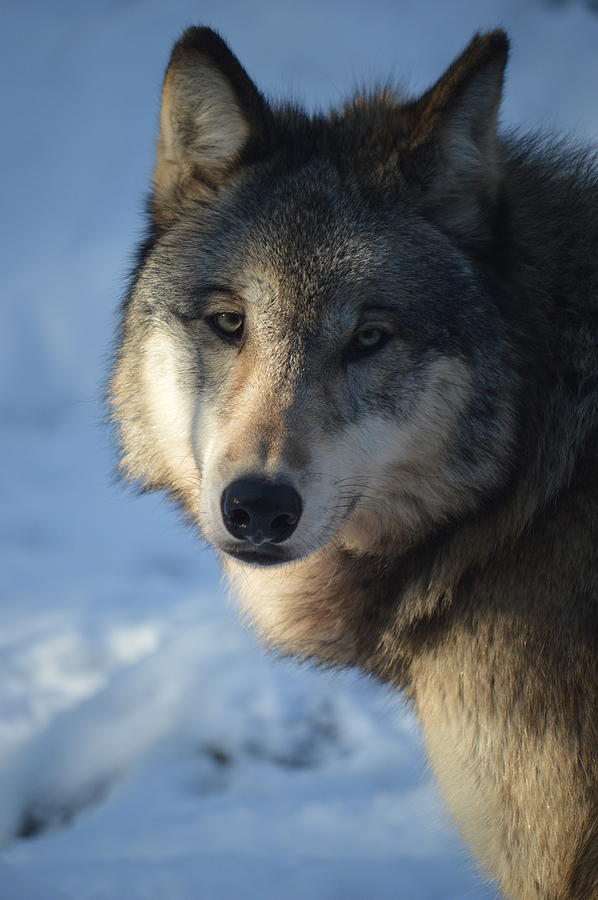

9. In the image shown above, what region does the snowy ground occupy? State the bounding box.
[1,1,597,898]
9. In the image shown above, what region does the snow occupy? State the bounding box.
[1,1,597,897]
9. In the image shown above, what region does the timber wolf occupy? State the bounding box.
[109,26,598,899]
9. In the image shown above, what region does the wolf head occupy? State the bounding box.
[110,28,517,567]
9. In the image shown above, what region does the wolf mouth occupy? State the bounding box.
[222,546,295,567]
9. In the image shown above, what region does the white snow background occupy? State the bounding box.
[1,1,597,898]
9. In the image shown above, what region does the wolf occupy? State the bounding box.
[109,26,598,899]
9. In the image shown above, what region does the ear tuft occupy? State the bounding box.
[153,27,270,227]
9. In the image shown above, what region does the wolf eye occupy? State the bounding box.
[346,326,389,360]
[209,312,245,341]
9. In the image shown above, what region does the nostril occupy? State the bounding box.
[230,509,251,530]
[271,513,295,532]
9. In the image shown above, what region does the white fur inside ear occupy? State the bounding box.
[160,59,250,172]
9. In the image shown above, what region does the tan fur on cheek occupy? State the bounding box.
[338,357,478,554]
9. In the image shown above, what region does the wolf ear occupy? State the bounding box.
[153,27,270,226]
[401,30,509,247]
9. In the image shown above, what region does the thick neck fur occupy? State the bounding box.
[488,136,598,526]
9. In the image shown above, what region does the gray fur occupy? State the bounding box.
[109,27,597,899]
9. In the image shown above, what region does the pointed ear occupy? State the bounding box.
[153,27,271,227]
[401,30,509,247]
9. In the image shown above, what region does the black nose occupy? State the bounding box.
[221,479,302,545]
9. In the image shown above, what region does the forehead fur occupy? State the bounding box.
[267,91,411,188]
[140,155,482,367]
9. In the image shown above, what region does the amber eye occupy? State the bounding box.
[346,326,389,360]
[210,312,245,340]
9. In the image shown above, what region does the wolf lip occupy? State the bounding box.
[223,546,293,567]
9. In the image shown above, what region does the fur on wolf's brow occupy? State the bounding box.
[192,286,406,319]
[195,283,240,300]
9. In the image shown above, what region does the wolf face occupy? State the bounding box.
[111,28,516,567]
